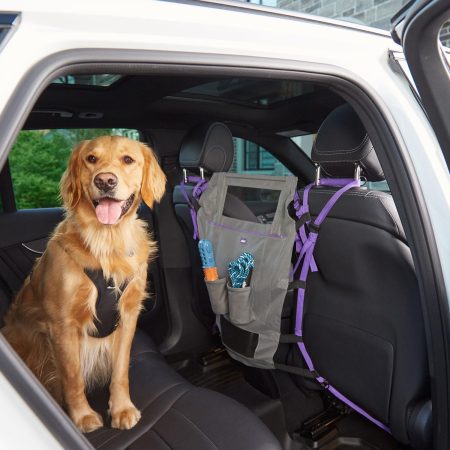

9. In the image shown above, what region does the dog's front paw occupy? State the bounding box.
[74,410,103,433]
[111,405,141,430]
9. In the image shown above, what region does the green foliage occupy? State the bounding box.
[8,129,117,209]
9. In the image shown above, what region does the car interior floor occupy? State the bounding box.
[170,342,408,450]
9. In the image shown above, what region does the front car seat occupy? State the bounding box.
[299,104,431,448]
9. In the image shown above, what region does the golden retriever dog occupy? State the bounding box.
[2,136,166,432]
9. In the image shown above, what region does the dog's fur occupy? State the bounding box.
[2,136,166,432]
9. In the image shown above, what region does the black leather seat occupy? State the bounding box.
[173,122,258,328]
[86,330,281,450]
[298,104,431,448]
[172,114,432,448]
[0,209,281,450]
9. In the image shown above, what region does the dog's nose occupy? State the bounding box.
[94,172,118,192]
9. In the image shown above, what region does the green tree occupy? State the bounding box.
[8,129,115,209]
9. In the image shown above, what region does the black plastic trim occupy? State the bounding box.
[0,160,16,212]
[390,0,417,43]
[0,12,20,54]
[0,13,18,26]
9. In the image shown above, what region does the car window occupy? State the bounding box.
[230,138,292,176]
[291,135,390,192]
[8,129,140,210]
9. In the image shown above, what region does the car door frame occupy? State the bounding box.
[0,50,448,448]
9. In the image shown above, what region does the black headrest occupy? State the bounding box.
[311,104,384,181]
[179,122,234,174]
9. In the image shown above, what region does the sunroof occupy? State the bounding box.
[176,78,315,107]
[52,74,122,87]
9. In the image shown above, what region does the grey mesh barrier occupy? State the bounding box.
[180,171,392,434]
[196,172,298,369]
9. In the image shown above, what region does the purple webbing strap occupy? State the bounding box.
[292,186,317,274]
[294,178,391,434]
[179,176,209,239]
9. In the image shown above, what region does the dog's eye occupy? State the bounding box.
[87,155,97,164]
[123,155,134,165]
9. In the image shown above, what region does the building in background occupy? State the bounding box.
[231,138,294,176]
[276,0,410,30]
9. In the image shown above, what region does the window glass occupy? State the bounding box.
[227,185,281,203]
[230,138,292,176]
[52,74,122,87]
[291,134,315,158]
[176,78,317,107]
[8,129,140,210]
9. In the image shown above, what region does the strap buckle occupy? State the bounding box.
[295,212,311,230]
[309,222,320,233]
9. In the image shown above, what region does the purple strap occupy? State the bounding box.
[179,176,209,239]
[292,186,317,274]
[294,178,391,434]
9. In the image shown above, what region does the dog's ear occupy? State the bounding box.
[60,140,90,209]
[140,144,166,209]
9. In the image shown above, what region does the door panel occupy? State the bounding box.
[0,208,63,321]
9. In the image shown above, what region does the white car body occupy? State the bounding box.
[0,1,448,448]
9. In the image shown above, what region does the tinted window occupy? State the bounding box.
[177,78,317,107]
[230,138,292,176]
[9,129,140,209]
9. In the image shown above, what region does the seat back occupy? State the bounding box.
[0,208,64,323]
[303,104,431,446]
[173,122,258,327]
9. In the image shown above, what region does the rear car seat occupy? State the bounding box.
[86,330,281,449]
[0,208,281,449]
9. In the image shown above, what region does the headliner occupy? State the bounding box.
[25,74,345,136]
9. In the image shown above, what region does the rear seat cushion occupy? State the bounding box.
[87,330,281,450]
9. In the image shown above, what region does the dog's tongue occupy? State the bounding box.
[95,198,123,225]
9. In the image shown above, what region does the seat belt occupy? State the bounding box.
[292,177,391,434]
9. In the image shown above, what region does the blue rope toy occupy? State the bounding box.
[228,252,254,288]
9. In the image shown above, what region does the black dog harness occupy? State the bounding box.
[84,269,128,338]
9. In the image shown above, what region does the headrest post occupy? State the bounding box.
[354,163,361,181]
[199,167,205,180]
[315,164,321,186]
[183,168,188,183]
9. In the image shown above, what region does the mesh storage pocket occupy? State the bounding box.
[205,277,228,315]
[227,284,253,325]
